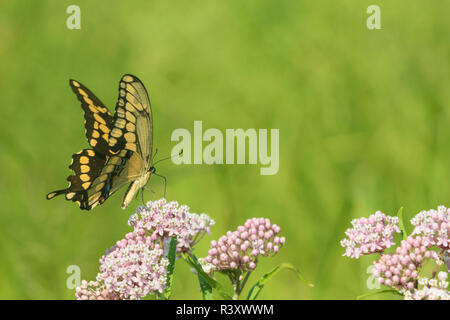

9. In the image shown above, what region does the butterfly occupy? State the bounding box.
[46,74,157,210]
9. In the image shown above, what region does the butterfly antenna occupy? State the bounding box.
[152,149,183,166]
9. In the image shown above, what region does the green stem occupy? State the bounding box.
[240,259,257,294]
[240,270,252,293]
[232,282,240,300]
[230,271,242,300]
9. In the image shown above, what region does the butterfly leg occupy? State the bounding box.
[135,188,149,207]
[139,186,156,206]
[152,148,158,162]
[152,173,167,199]
[144,186,156,194]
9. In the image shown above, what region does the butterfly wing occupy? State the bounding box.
[46,149,109,210]
[84,149,145,209]
[71,74,154,210]
[69,79,113,156]
[107,74,154,208]
[46,149,145,210]
[108,74,153,163]
[47,74,153,210]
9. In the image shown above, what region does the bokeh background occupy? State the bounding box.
[0,0,449,299]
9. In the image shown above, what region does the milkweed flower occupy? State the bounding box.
[96,233,169,300]
[411,205,450,250]
[342,207,450,300]
[202,217,285,272]
[76,232,169,300]
[404,272,450,300]
[75,280,122,300]
[405,287,450,300]
[372,236,441,292]
[341,211,401,258]
[76,198,214,300]
[128,198,215,253]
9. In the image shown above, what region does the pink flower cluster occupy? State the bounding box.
[202,218,285,272]
[128,198,215,253]
[77,232,168,300]
[404,272,449,300]
[76,198,214,300]
[411,205,450,251]
[341,211,401,258]
[371,236,440,292]
[99,234,168,299]
[75,280,122,300]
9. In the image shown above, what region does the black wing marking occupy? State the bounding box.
[69,79,113,156]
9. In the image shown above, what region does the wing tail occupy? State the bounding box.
[46,189,66,200]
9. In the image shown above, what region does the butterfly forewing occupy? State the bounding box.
[107,74,154,208]
[108,74,153,164]
[69,80,113,155]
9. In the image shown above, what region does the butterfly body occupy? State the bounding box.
[47,74,154,210]
[121,167,155,210]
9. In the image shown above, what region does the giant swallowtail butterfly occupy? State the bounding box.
[46,74,156,210]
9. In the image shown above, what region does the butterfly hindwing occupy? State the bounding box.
[46,149,108,210]
[84,149,136,209]
[69,80,113,155]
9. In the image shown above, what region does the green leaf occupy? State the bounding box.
[397,207,408,240]
[190,255,213,300]
[182,253,232,300]
[357,289,402,300]
[198,273,214,300]
[247,263,314,300]
[161,237,178,300]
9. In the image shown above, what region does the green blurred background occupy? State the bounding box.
[0,0,449,299]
